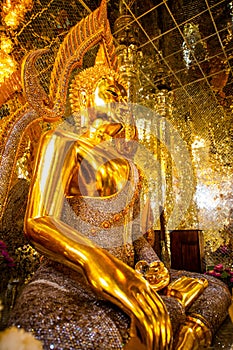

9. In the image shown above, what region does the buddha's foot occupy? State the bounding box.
[174,315,212,350]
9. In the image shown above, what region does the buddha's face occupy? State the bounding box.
[70,68,137,148]
[87,76,130,140]
[93,76,127,106]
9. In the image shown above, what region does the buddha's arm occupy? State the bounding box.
[24,129,172,350]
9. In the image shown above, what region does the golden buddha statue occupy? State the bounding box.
[20,60,173,350]
[0,1,231,349]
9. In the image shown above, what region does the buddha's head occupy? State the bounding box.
[70,65,126,110]
[69,64,137,152]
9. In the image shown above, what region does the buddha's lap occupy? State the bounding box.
[8,260,232,349]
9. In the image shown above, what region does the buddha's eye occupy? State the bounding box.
[106,89,118,97]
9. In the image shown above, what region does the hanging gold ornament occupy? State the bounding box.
[0,34,17,83]
[2,0,33,29]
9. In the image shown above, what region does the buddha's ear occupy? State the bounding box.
[79,89,89,109]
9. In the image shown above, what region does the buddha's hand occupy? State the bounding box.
[166,276,208,309]
[135,260,170,291]
[83,246,172,350]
